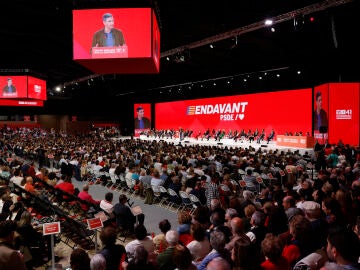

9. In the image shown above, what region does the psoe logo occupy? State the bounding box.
[34,85,42,93]
[336,109,352,120]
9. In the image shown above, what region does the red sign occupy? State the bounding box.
[43,222,61,235]
[155,89,312,138]
[239,180,247,187]
[87,217,103,230]
[267,173,274,179]
[256,176,263,184]
[279,170,285,177]
[0,99,44,107]
[91,46,128,59]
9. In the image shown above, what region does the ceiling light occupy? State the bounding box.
[55,86,61,92]
[265,19,273,26]
[209,44,214,49]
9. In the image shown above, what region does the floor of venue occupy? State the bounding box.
[38,135,314,270]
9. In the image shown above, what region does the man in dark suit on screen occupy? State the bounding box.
[134,106,151,129]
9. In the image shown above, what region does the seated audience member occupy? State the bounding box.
[156,230,179,270]
[90,254,106,270]
[153,219,171,254]
[282,214,313,267]
[282,195,304,222]
[225,216,250,252]
[9,168,24,187]
[113,194,136,234]
[173,244,197,270]
[186,223,211,262]
[197,230,232,270]
[0,189,13,221]
[24,176,39,195]
[78,184,100,212]
[6,201,24,221]
[100,192,115,216]
[98,225,127,270]
[177,211,193,246]
[231,237,261,270]
[46,172,58,186]
[302,200,328,251]
[15,211,48,268]
[321,228,360,270]
[69,248,91,270]
[0,220,27,270]
[261,233,290,270]
[122,245,156,270]
[125,224,155,261]
[206,257,231,270]
[54,175,75,200]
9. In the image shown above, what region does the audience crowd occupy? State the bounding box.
[0,125,359,270]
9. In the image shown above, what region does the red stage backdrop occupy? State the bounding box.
[328,83,359,146]
[155,89,312,137]
[73,8,159,74]
[0,76,27,98]
[134,103,151,137]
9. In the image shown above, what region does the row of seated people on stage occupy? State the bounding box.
[141,127,276,144]
[0,126,360,269]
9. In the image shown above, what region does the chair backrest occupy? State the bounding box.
[167,188,178,197]
[179,190,189,199]
[159,186,168,193]
[189,193,200,203]
[219,184,230,192]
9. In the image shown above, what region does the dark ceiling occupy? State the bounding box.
[0,0,359,117]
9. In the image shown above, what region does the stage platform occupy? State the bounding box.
[132,135,315,156]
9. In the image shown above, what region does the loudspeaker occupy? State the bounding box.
[217,142,223,145]
[319,126,328,133]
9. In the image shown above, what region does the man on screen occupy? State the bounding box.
[134,106,151,129]
[313,91,328,131]
[2,78,17,97]
[91,13,126,51]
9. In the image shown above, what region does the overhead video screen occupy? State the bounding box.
[0,76,27,98]
[73,8,152,60]
[27,76,47,100]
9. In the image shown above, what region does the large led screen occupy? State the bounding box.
[155,89,312,137]
[27,76,47,100]
[0,76,27,98]
[328,83,359,146]
[73,8,152,60]
[134,103,151,137]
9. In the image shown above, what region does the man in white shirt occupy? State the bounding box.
[100,192,114,215]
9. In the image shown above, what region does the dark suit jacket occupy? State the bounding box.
[134,117,151,129]
[2,86,17,95]
[92,28,125,48]
[314,109,328,131]
[156,247,176,270]
[0,242,27,270]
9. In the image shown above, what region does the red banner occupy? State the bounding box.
[155,89,312,137]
